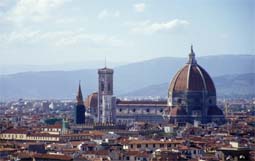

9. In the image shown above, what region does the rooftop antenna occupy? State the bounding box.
[104,56,107,68]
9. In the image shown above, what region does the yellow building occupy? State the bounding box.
[0,128,60,142]
[122,139,184,151]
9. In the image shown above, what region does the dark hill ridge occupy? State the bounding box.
[0,55,254,100]
[122,73,255,98]
[115,55,254,94]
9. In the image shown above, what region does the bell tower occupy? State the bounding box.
[97,66,115,123]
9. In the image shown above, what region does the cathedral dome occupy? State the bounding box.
[167,46,225,124]
[169,46,216,94]
[85,92,98,109]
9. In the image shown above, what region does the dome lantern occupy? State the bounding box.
[188,45,197,64]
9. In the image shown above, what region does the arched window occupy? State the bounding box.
[101,82,104,91]
[108,83,111,92]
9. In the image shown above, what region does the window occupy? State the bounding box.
[160,109,163,113]
[208,99,212,104]
[108,83,111,92]
[119,108,122,112]
[153,144,155,148]
[146,109,150,113]
[145,144,148,148]
[132,109,136,112]
[137,144,141,148]
[101,82,104,91]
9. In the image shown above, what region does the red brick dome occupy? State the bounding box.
[85,92,98,109]
[169,46,216,93]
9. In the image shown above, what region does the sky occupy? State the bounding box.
[0,0,254,66]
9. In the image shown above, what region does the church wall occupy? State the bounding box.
[115,104,167,123]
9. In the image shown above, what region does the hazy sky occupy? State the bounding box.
[0,0,254,65]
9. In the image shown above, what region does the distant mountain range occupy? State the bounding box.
[0,60,126,75]
[0,55,254,100]
[122,73,255,98]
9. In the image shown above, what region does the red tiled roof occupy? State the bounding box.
[41,124,62,129]
[125,150,149,157]
[116,100,167,106]
[18,153,72,161]
[0,148,16,152]
[85,150,109,155]
[34,154,72,160]
[126,139,184,144]
[2,128,28,134]
[28,133,59,137]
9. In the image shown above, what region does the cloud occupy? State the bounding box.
[0,29,124,47]
[0,0,11,8]
[97,9,120,19]
[130,19,190,34]
[4,0,71,25]
[133,3,145,13]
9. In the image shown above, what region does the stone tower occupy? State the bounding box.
[97,66,115,123]
[74,82,85,124]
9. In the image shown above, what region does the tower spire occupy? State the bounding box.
[188,44,197,64]
[104,56,107,68]
[76,81,84,105]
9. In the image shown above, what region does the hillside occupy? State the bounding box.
[122,73,255,98]
[0,55,254,100]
